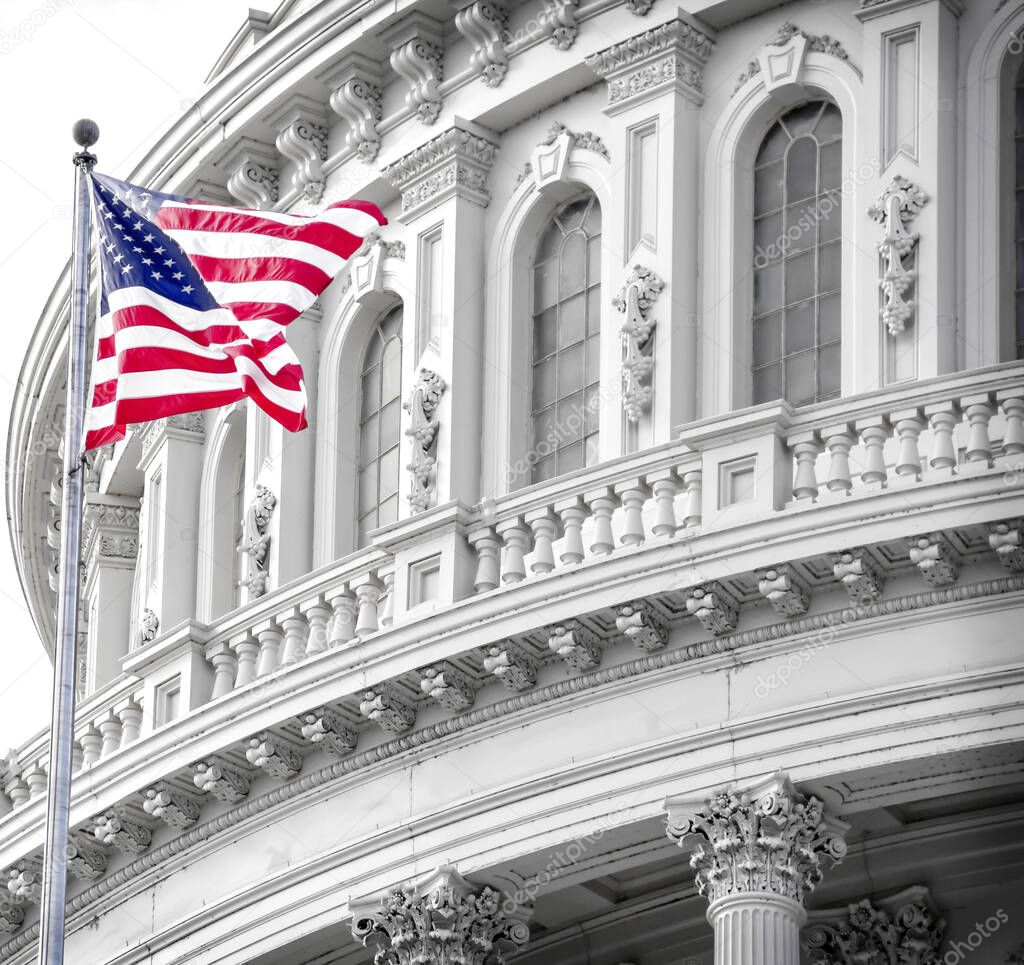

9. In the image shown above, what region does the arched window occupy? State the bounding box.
[530,193,602,483]
[752,101,842,406]
[357,307,403,544]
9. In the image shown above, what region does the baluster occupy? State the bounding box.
[302,599,333,656]
[98,711,123,758]
[378,570,395,627]
[855,417,890,488]
[496,517,530,582]
[207,642,239,699]
[328,587,358,647]
[4,772,29,807]
[962,394,994,466]
[72,740,84,773]
[353,576,384,637]
[118,699,143,746]
[24,764,46,798]
[467,526,501,592]
[79,725,103,767]
[615,480,650,546]
[998,390,1024,455]
[892,408,924,480]
[788,430,822,500]
[681,469,702,528]
[585,487,619,556]
[646,469,679,537]
[822,425,854,494]
[555,497,587,565]
[231,634,260,688]
[255,622,284,677]
[279,608,309,665]
[924,402,959,471]
[525,509,559,574]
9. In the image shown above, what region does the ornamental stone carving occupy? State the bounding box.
[299,708,358,756]
[382,15,445,124]
[224,139,280,209]
[616,600,668,651]
[245,732,302,779]
[142,784,202,830]
[757,564,810,616]
[383,124,499,220]
[868,176,928,336]
[481,642,538,691]
[585,15,714,112]
[734,22,852,93]
[907,533,960,587]
[351,865,530,964]
[613,265,664,422]
[665,772,848,904]
[325,52,384,162]
[685,582,739,635]
[453,0,510,86]
[272,97,329,204]
[359,684,416,733]
[404,369,446,512]
[238,484,276,598]
[192,760,250,803]
[804,889,945,965]
[66,835,107,881]
[419,662,476,710]
[140,607,159,644]
[989,521,1024,571]
[832,548,885,604]
[0,897,24,935]
[539,0,580,50]
[93,806,152,856]
[6,860,42,904]
[548,620,601,670]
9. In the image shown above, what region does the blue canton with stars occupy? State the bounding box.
[91,172,219,316]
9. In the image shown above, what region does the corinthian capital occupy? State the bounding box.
[351,866,530,964]
[665,772,848,905]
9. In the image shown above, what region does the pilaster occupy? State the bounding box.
[382,121,499,509]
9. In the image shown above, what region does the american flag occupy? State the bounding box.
[85,173,386,451]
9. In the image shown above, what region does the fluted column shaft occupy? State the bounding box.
[710,893,806,965]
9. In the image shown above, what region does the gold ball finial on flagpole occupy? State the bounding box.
[72,118,99,149]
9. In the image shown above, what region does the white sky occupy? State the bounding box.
[0,0,265,751]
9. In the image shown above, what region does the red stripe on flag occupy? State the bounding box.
[188,254,331,292]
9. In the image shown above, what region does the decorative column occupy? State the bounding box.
[665,772,849,965]
[351,865,530,963]
[585,14,714,438]
[81,494,139,692]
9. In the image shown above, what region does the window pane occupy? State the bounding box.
[584,384,601,433]
[378,447,400,499]
[378,494,399,529]
[754,264,783,315]
[785,137,818,202]
[819,342,841,398]
[784,300,815,354]
[785,252,815,305]
[820,141,842,190]
[587,236,601,281]
[753,312,781,365]
[819,193,842,243]
[815,103,842,139]
[819,293,841,343]
[537,222,562,262]
[559,232,587,298]
[756,122,789,165]
[533,456,557,483]
[753,364,782,404]
[558,440,584,475]
[754,162,784,214]
[533,356,556,409]
[818,242,841,294]
[534,260,558,311]
[380,398,401,448]
[556,342,584,394]
[361,366,380,411]
[754,212,783,260]
[557,392,585,442]
[559,292,586,347]
[359,413,378,466]
[785,203,816,254]
[533,409,556,454]
[533,306,557,361]
[358,464,378,514]
[582,196,601,233]
[381,338,402,400]
[586,285,601,335]
[784,101,823,137]
[785,351,815,405]
[585,433,600,466]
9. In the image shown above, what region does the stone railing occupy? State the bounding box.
[2,363,1022,823]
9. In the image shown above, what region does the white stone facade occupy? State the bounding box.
[3,0,1024,962]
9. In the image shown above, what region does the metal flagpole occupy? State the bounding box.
[37,118,98,965]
